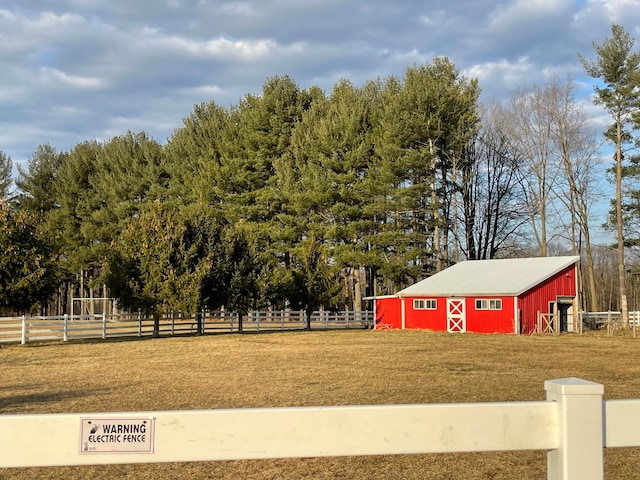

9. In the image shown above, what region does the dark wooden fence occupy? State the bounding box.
[0,310,374,344]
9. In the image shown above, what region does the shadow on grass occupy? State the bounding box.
[67,328,330,343]
[5,326,371,349]
[0,386,112,412]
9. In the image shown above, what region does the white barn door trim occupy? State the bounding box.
[447,298,466,333]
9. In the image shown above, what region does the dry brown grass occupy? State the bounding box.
[1,330,640,479]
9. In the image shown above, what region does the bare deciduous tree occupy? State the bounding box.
[461,101,529,260]
[508,85,562,257]
[547,78,603,311]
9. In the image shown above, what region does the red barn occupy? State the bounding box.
[374,256,580,334]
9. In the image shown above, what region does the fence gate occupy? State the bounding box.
[447,298,466,333]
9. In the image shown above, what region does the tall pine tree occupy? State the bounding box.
[579,24,640,325]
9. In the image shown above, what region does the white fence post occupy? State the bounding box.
[63,314,68,342]
[20,315,27,345]
[537,311,541,333]
[102,313,107,340]
[545,377,604,480]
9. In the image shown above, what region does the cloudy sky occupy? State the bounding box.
[1,0,639,177]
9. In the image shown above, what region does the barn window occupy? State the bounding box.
[414,299,437,310]
[475,299,502,310]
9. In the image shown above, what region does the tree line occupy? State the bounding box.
[1,25,639,324]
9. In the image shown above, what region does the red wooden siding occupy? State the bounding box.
[375,297,402,329]
[464,296,515,334]
[380,296,516,333]
[404,298,447,331]
[518,265,577,334]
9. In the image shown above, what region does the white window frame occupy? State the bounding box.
[414,299,437,310]
[475,299,502,310]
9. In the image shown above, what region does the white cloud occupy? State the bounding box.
[39,67,105,89]
[465,57,535,96]
[381,48,428,66]
[202,37,276,59]
[574,0,640,35]
[218,2,255,16]
[417,10,447,27]
[600,0,640,22]
[135,29,304,61]
[579,95,613,133]
[488,0,573,31]
[0,9,86,43]
[27,10,85,30]
[182,85,224,97]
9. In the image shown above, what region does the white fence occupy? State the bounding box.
[582,311,640,328]
[0,378,638,479]
[0,310,373,344]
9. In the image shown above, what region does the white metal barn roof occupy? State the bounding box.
[396,256,580,297]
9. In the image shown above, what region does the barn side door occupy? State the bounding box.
[447,298,466,333]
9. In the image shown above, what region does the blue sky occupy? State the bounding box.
[1,0,639,243]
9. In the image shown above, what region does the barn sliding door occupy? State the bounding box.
[447,298,466,333]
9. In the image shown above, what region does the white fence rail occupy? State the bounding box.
[1,378,639,479]
[582,310,640,329]
[0,310,373,344]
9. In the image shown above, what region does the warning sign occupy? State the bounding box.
[80,417,155,453]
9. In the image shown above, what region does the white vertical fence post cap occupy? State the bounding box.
[545,377,604,480]
[544,377,604,395]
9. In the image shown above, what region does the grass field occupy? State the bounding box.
[1,330,640,479]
